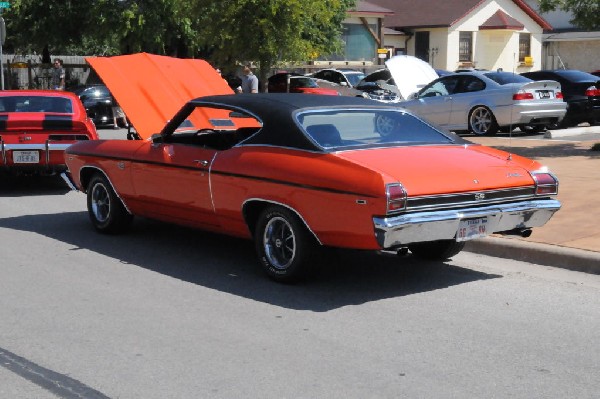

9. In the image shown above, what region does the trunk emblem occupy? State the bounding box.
[475,193,485,200]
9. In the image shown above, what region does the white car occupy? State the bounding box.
[400,71,567,135]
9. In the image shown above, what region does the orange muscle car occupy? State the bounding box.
[63,93,561,282]
[0,90,98,175]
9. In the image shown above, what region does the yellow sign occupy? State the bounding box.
[377,48,388,54]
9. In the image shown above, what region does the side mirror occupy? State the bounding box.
[340,82,348,87]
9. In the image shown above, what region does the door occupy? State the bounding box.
[130,141,219,228]
[447,75,487,129]
[415,32,430,63]
[405,76,460,127]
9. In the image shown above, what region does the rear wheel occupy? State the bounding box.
[254,206,316,283]
[469,106,498,136]
[408,240,465,261]
[87,174,133,233]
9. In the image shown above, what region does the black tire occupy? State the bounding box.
[254,206,316,283]
[469,106,498,136]
[87,174,133,234]
[518,124,545,134]
[408,240,465,261]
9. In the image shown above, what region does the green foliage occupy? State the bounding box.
[591,143,600,151]
[193,0,355,87]
[538,0,600,30]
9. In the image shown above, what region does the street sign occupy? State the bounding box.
[0,2,10,8]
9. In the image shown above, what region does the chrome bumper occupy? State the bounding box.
[1,139,72,167]
[373,199,561,249]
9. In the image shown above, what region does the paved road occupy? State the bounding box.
[1,175,599,398]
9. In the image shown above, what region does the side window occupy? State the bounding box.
[460,76,485,93]
[420,80,452,97]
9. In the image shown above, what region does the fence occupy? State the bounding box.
[1,54,92,90]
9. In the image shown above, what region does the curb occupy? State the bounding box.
[464,236,600,275]
[544,125,600,139]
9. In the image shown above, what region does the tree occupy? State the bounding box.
[193,0,356,90]
[538,0,600,30]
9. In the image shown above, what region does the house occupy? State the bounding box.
[313,1,394,69]
[368,0,552,72]
[524,0,600,72]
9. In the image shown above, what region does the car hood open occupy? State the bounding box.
[86,53,233,139]
[385,55,438,100]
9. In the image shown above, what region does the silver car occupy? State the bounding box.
[400,71,567,135]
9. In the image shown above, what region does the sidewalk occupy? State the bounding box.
[466,127,600,273]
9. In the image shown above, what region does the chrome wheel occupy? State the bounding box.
[263,216,296,270]
[469,106,498,136]
[90,182,111,223]
[86,173,133,233]
[375,114,395,137]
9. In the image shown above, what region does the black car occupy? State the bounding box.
[521,70,600,128]
[71,84,127,128]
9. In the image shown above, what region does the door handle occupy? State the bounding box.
[194,160,209,167]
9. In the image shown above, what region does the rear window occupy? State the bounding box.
[0,96,73,113]
[483,72,532,85]
[297,109,454,150]
[554,70,599,82]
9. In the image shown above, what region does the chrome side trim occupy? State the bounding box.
[373,199,561,248]
[79,165,133,215]
[242,198,322,245]
[60,172,78,191]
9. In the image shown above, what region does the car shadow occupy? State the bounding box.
[0,174,70,197]
[492,143,600,159]
[0,212,501,312]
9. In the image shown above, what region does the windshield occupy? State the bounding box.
[483,72,532,85]
[290,77,319,89]
[0,96,73,113]
[344,72,366,86]
[296,109,453,150]
[554,70,600,82]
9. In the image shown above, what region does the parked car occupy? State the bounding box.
[63,56,562,283]
[267,73,339,95]
[311,68,366,88]
[71,84,127,128]
[0,90,98,175]
[521,70,600,127]
[400,71,567,135]
[355,69,401,103]
[312,78,369,98]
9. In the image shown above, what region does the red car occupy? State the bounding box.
[0,90,98,174]
[63,54,561,282]
[267,73,339,95]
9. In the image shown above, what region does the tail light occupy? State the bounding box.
[585,86,600,97]
[531,171,558,195]
[556,92,564,99]
[513,90,534,101]
[386,183,407,213]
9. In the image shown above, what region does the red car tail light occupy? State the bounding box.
[531,171,559,196]
[386,183,407,213]
[585,86,600,97]
[513,91,534,101]
[555,91,564,99]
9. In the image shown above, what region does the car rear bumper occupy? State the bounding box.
[0,141,72,169]
[373,198,561,249]
[497,102,567,126]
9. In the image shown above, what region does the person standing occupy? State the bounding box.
[51,58,65,90]
[238,64,259,93]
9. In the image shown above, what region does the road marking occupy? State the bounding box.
[0,346,110,399]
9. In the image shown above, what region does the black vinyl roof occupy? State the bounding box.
[172,93,397,151]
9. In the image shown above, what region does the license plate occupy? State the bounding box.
[13,150,40,164]
[456,217,489,241]
[537,91,552,99]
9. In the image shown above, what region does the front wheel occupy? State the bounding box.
[87,174,133,234]
[408,240,465,261]
[254,206,316,283]
[469,106,498,136]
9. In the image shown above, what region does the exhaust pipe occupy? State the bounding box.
[498,228,532,238]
